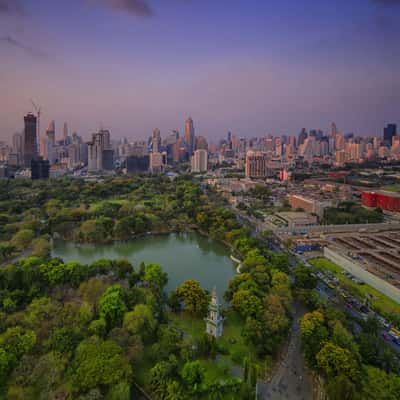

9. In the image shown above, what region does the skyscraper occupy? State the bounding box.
[331,122,338,138]
[152,128,161,153]
[298,128,307,146]
[88,130,112,171]
[63,122,68,143]
[23,113,38,168]
[191,149,208,173]
[384,124,397,146]
[185,117,195,155]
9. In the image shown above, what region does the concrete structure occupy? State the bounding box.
[276,212,318,230]
[288,194,331,218]
[324,247,400,304]
[185,117,195,155]
[191,149,208,173]
[245,150,269,178]
[23,113,38,168]
[205,287,223,337]
[149,151,165,173]
[88,130,112,171]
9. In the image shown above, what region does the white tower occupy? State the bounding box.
[205,287,223,338]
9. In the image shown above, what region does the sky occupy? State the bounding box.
[1,0,400,142]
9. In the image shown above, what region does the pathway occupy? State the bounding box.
[262,302,313,400]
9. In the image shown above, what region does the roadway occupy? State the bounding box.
[263,302,313,400]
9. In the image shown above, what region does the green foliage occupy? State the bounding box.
[72,336,132,392]
[99,285,127,331]
[174,280,210,317]
[123,304,157,343]
[181,360,204,394]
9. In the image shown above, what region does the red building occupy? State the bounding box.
[362,191,400,212]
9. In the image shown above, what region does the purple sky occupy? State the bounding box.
[1,0,400,142]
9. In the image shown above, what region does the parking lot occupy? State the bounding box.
[326,230,400,289]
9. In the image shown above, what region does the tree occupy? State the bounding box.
[79,278,108,312]
[181,360,204,394]
[11,229,34,250]
[231,290,262,318]
[316,341,360,382]
[142,263,168,292]
[175,280,210,317]
[99,285,127,331]
[106,382,130,400]
[263,294,290,336]
[72,337,132,392]
[123,304,157,343]
[360,365,400,400]
[149,357,179,399]
[293,265,317,290]
[300,311,329,368]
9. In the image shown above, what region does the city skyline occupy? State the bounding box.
[1,0,400,140]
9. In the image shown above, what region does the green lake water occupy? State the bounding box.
[52,232,236,293]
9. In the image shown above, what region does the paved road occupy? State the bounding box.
[263,302,313,400]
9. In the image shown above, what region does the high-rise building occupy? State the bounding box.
[185,117,195,155]
[298,129,307,146]
[331,122,338,138]
[149,152,165,173]
[31,158,50,180]
[152,128,161,153]
[195,135,208,151]
[63,122,69,144]
[191,149,208,173]
[245,151,269,178]
[384,124,397,146]
[88,130,112,171]
[126,155,150,173]
[23,113,38,168]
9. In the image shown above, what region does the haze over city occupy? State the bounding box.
[1,0,400,141]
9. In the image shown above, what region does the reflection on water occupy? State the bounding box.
[52,232,236,293]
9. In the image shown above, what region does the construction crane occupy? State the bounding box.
[30,99,42,156]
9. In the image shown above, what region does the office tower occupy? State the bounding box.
[31,158,50,180]
[23,113,38,168]
[335,133,345,151]
[195,135,208,151]
[245,151,269,178]
[12,132,23,165]
[63,122,68,143]
[12,132,23,154]
[152,128,161,153]
[298,128,307,146]
[331,122,338,138]
[289,135,296,148]
[126,155,150,173]
[150,152,165,173]
[191,149,208,173]
[384,124,397,146]
[274,137,282,156]
[185,117,195,155]
[87,130,112,171]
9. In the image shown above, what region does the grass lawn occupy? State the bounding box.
[310,258,400,320]
[168,311,206,340]
[169,311,268,376]
[382,185,400,193]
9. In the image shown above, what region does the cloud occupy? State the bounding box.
[98,0,154,16]
[0,35,48,58]
[0,0,24,15]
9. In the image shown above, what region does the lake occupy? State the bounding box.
[52,232,237,294]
